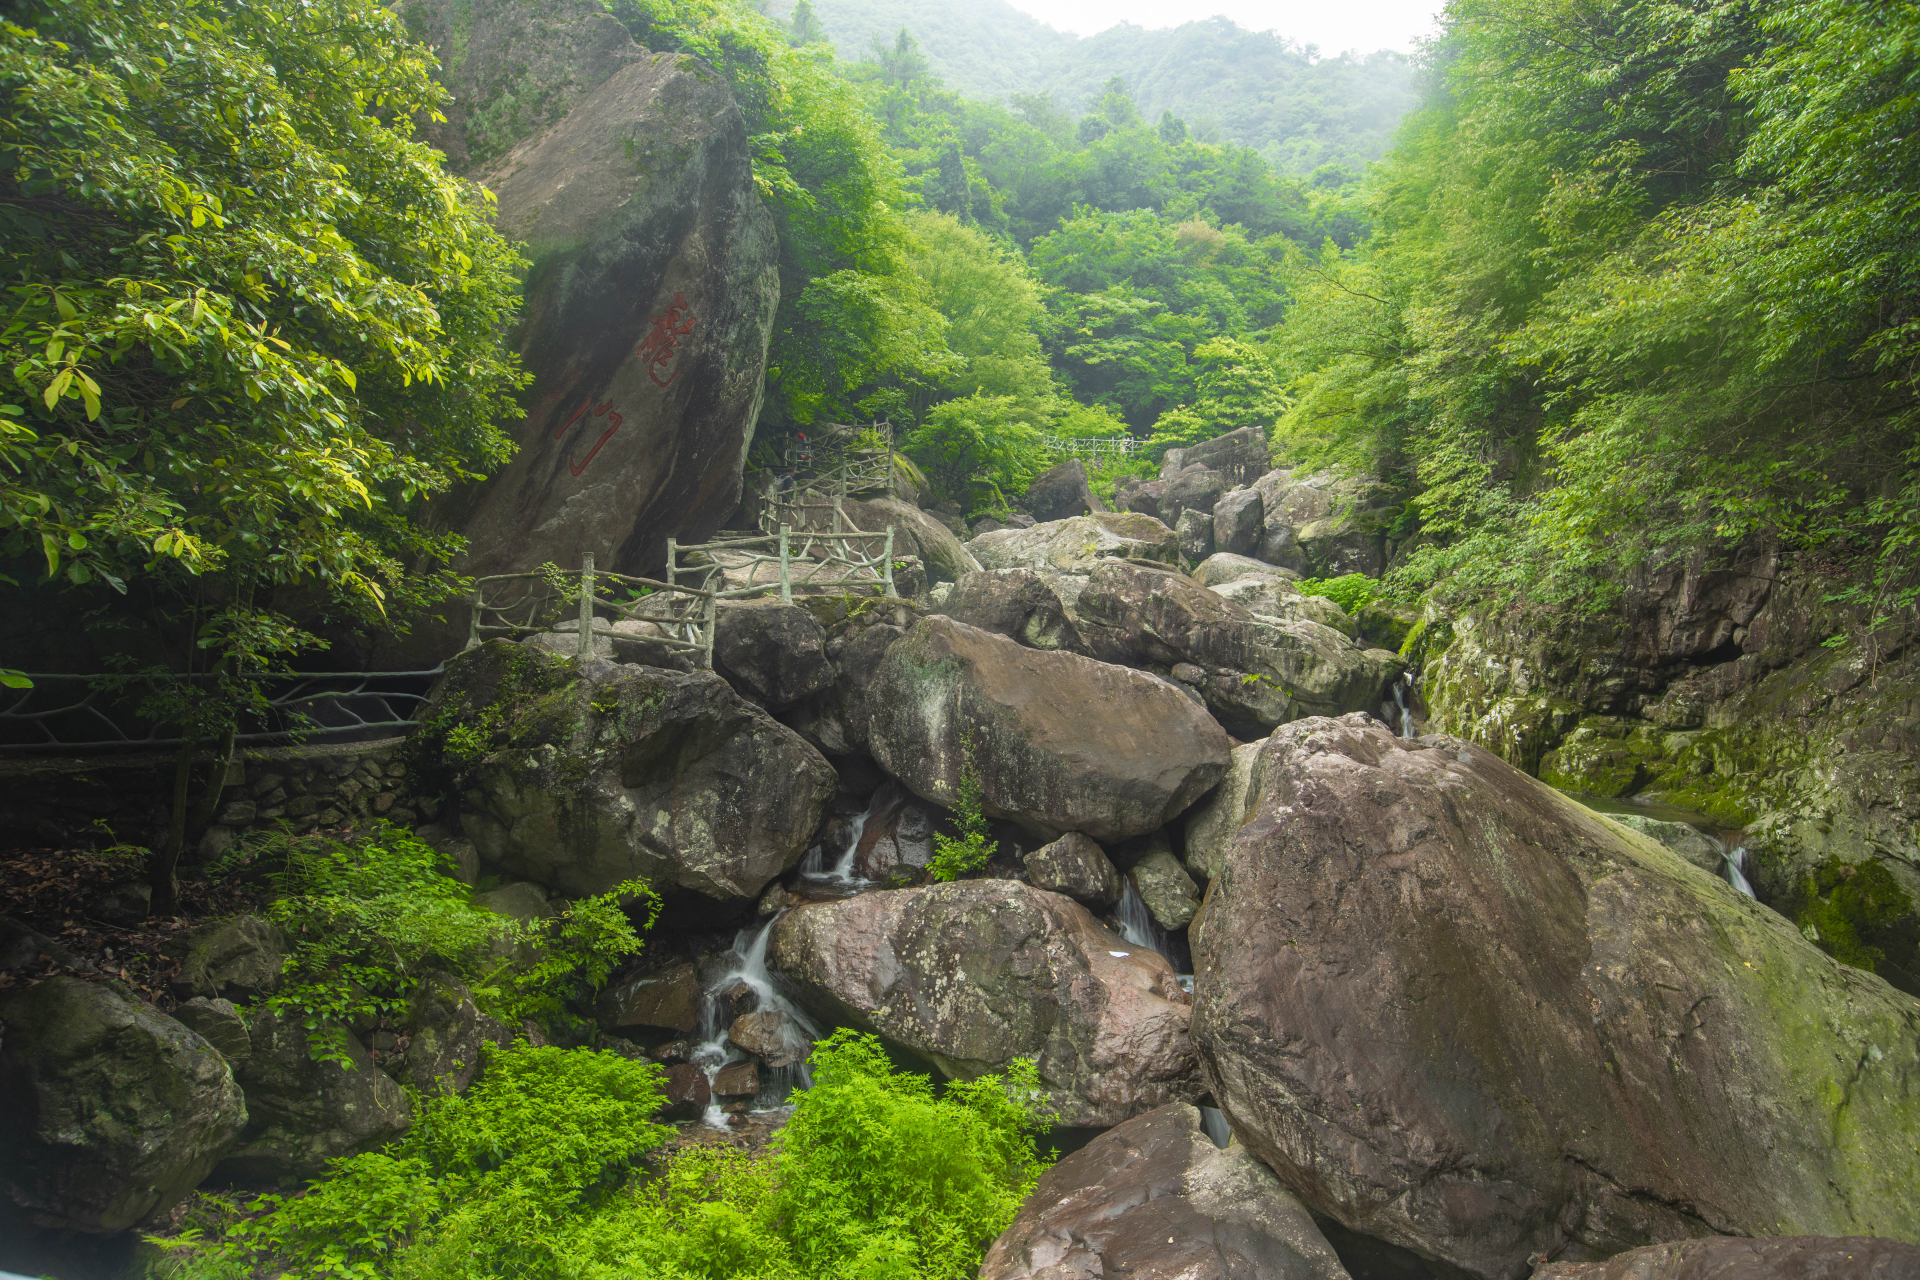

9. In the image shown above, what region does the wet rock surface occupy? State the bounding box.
[867,616,1231,843]
[979,1103,1351,1280]
[712,599,837,709]
[0,978,247,1232]
[770,880,1199,1126]
[1192,714,1920,1279]
[168,914,286,1002]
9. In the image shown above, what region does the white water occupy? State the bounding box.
[1198,1105,1233,1149]
[1117,879,1172,961]
[1392,674,1417,739]
[1723,844,1757,899]
[689,916,823,1129]
[802,797,875,888]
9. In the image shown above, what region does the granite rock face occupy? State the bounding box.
[979,1103,1351,1280]
[770,881,1199,1126]
[1530,1236,1920,1280]
[438,643,836,901]
[412,0,779,592]
[1024,458,1108,522]
[1192,714,1920,1279]
[866,616,1231,843]
[0,978,247,1232]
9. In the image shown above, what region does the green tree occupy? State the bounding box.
[1149,336,1290,457]
[0,0,525,900]
[900,212,1055,418]
[902,393,1046,512]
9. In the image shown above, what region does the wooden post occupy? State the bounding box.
[702,592,716,670]
[666,537,677,592]
[466,584,483,650]
[882,526,896,598]
[778,525,792,605]
[578,552,596,660]
[833,495,843,536]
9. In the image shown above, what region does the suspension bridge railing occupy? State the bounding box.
[1039,433,1142,457]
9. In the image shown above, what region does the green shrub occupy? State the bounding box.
[156,1033,1052,1280]
[1297,573,1378,615]
[1789,856,1915,975]
[251,826,653,1058]
[929,733,996,881]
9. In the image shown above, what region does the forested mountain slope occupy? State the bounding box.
[804,0,1416,174]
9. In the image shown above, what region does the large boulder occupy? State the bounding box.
[1213,575,1357,636]
[1531,1236,1920,1279]
[1193,552,1295,587]
[0,978,247,1232]
[979,1103,1350,1280]
[1251,469,1387,578]
[769,881,1198,1125]
[417,3,780,592]
[1024,458,1107,522]
[441,642,836,900]
[1214,486,1265,557]
[1175,508,1215,562]
[1161,428,1271,485]
[866,616,1231,843]
[1192,715,1920,1279]
[1023,832,1123,909]
[1161,465,1229,527]
[1129,846,1202,931]
[839,495,983,585]
[220,1008,411,1184]
[397,973,510,1098]
[940,562,1400,736]
[712,599,837,709]
[969,513,1178,573]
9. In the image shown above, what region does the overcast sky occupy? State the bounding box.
[1003,0,1443,54]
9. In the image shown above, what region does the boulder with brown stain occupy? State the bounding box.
[1531,1236,1920,1280]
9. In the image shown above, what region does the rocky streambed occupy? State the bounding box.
[4,497,1918,1280]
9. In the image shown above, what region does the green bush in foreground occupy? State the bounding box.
[157,1031,1052,1280]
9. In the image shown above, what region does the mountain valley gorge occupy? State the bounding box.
[0,0,1916,1278]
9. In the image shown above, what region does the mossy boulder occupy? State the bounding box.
[1193,715,1920,1279]
[0,978,247,1232]
[439,642,836,901]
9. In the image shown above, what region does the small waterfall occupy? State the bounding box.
[1392,675,1416,739]
[1116,878,1171,961]
[1198,1105,1232,1149]
[689,916,822,1129]
[1723,845,1757,899]
[803,796,875,888]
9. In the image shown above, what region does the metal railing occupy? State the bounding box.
[0,668,444,753]
[466,554,717,666]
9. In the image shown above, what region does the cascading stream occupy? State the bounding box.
[1198,1105,1233,1149]
[1391,675,1417,739]
[800,795,877,888]
[1723,844,1757,899]
[1116,878,1170,960]
[688,915,823,1129]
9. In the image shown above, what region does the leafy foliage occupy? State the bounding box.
[255,826,653,1058]
[1298,573,1379,615]
[929,732,997,881]
[159,1032,1051,1280]
[0,0,525,653]
[1271,0,1920,624]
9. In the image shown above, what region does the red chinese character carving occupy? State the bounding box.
[570,401,622,476]
[552,398,622,476]
[636,292,697,388]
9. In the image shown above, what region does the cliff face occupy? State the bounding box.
[1423,553,1920,995]
[405,0,779,589]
